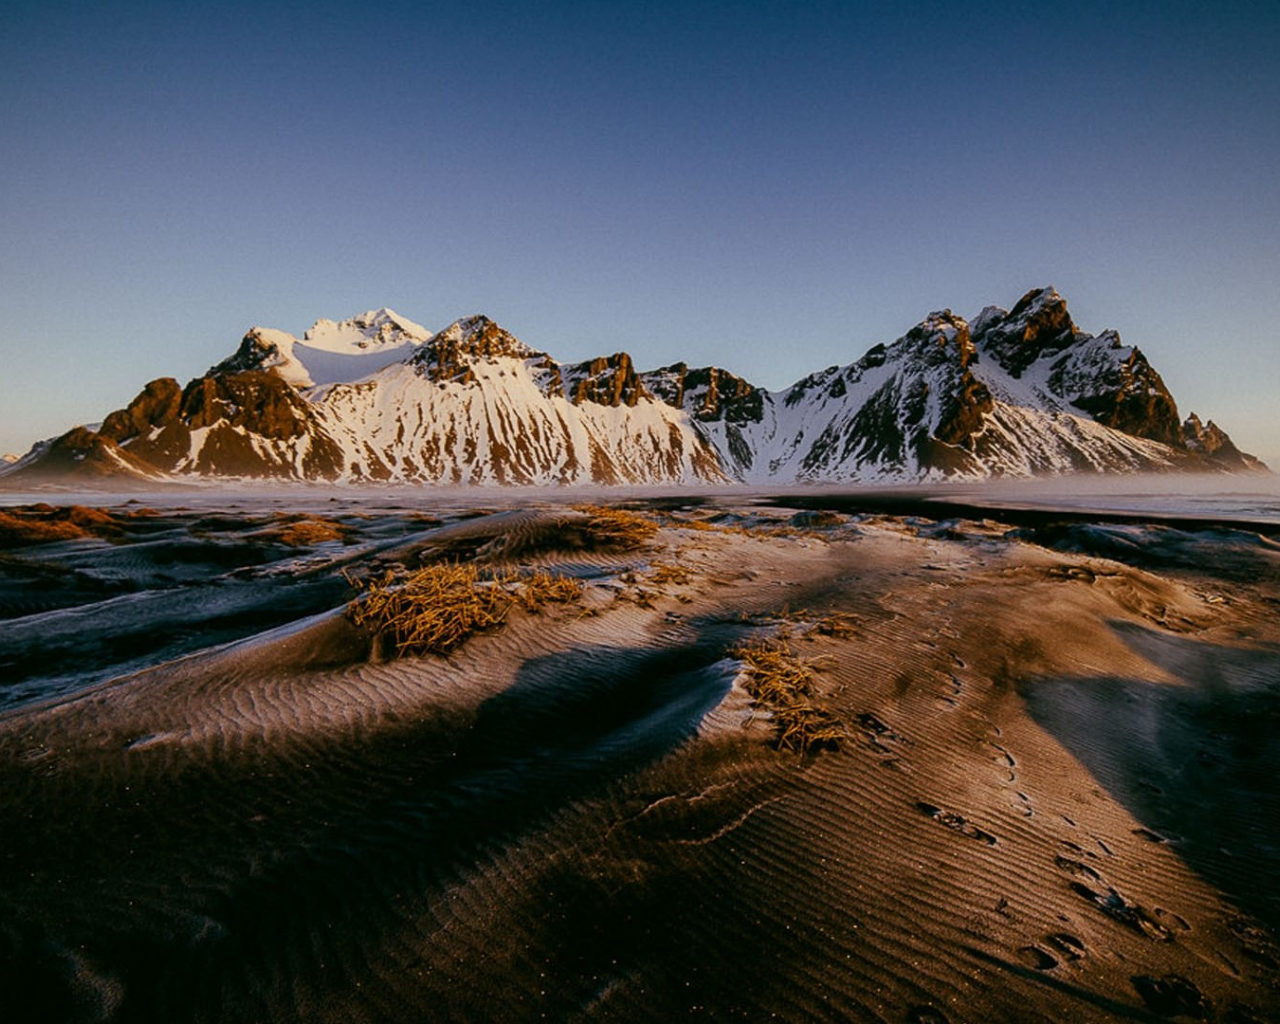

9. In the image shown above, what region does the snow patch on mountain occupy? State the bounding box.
[213,309,433,389]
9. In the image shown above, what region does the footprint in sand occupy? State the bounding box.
[1018,945,1059,970]
[1227,918,1280,970]
[856,711,909,748]
[1069,883,1172,941]
[1054,843,1103,882]
[1130,974,1210,1019]
[934,667,964,709]
[915,802,998,846]
[1045,932,1086,961]
[1154,907,1191,932]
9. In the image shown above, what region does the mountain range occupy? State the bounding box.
[2,287,1265,486]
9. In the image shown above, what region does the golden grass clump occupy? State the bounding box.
[0,510,87,546]
[673,518,721,532]
[348,564,583,655]
[349,563,511,654]
[657,513,804,540]
[266,513,350,547]
[646,561,693,586]
[751,607,859,641]
[803,611,859,639]
[572,505,660,549]
[730,637,844,753]
[513,571,584,611]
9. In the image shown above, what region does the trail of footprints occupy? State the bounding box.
[844,629,1280,1020]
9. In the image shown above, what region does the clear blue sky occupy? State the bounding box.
[2,0,1277,467]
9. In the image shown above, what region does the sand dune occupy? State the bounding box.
[0,497,1277,1021]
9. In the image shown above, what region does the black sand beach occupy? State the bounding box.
[1,493,1278,1021]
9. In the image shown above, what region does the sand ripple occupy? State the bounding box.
[1,499,1278,1021]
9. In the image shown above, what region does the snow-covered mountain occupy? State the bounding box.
[671,288,1260,482]
[3,291,1266,486]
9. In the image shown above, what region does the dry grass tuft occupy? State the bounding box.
[263,513,351,547]
[278,519,349,546]
[572,505,660,549]
[752,607,859,640]
[0,510,87,546]
[646,561,694,586]
[672,517,721,532]
[349,564,508,654]
[512,571,584,611]
[347,564,584,655]
[799,610,859,639]
[0,504,139,547]
[658,513,806,540]
[730,636,844,753]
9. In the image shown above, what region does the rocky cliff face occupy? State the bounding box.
[412,316,539,385]
[971,288,1184,446]
[2,292,1265,486]
[87,371,347,478]
[1182,413,1266,471]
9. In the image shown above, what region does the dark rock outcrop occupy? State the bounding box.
[208,329,283,377]
[563,353,650,408]
[1069,347,1182,446]
[1182,413,1266,471]
[414,316,539,384]
[973,288,1183,446]
[642,364,765,424]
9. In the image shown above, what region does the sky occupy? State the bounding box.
[2,0,1278,468]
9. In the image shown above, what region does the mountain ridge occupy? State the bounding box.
[3,288,1267,487]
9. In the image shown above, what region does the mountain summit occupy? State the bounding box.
[3,289,1265,486]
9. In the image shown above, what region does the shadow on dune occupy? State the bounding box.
[0,625,749,1023]
[1020,620,1280,935]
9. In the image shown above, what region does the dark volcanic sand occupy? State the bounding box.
[1,494,1278,1022]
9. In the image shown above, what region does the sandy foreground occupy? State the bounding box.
[0,495,1278,1022]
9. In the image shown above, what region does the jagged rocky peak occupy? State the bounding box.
[208,327,293,377]
[87,368,346,479]
[1070,344,1182,447]
[562,352,651,408]
[966,287,1183,447]
[973,286,1080,374]
[412,315,542,384]
[1182,413,1264,470]
[641,363,765,424]
[1183,412,1222,451]
[901,310,976,368]
[99,378,184,447]
[432,316,537,358]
